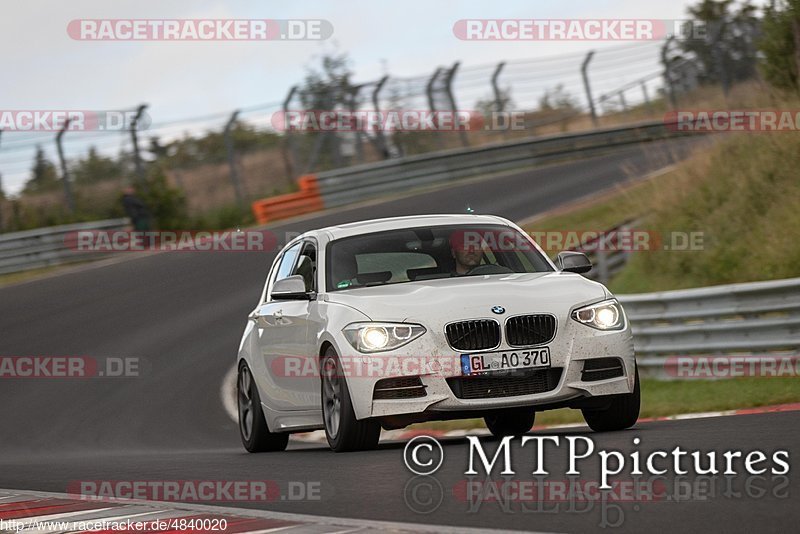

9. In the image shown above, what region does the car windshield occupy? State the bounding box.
[326,224,553,291]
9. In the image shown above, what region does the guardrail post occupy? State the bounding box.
[130,104,148,190]
[55,119,76,214]
[581,51,598,126]
[444,61,469,148]
[224,110,246,212]
[371,76,389,158]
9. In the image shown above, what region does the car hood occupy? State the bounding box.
[324,272,608,323]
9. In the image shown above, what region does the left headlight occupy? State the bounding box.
[571,299,625,330]
[343,322,426,353]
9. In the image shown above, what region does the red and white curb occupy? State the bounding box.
[0,489,519,534]
[289,402,800,444]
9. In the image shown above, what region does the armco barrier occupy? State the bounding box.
[0,218,129,276]
[251,174,323,225]
[619,277,800,378]
[315,120,688,208]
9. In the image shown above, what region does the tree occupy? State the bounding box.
[538,85,579,112]
[680,0,761,88]
[72,147,122,185]
[760,0,800,91]
[23,146,60,194]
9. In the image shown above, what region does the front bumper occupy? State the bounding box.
[339,316,636,420]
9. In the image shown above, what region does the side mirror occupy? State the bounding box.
[557,251,592,274]
[271,275,312,300]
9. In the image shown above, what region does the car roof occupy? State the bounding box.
[311,214,512,240]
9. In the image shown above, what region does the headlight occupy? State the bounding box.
[571,300,624,330]
[343,322,426,353]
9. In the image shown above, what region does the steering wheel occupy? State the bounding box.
[466,264,514,276]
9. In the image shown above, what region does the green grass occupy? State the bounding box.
[523,131,800,293]
[410,377,800,431]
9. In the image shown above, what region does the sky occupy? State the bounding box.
[0,0,759,195]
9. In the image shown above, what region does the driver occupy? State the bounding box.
[449,230,486,275]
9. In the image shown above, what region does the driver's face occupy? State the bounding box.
[453,246,483,267]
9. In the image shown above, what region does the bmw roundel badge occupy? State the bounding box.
[491,306,506,314]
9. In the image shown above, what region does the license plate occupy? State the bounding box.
[461,347,551,376]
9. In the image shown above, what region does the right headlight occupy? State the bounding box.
[343,322,426,353]
[571,299,625,330]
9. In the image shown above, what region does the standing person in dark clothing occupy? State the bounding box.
[121,187,151,231]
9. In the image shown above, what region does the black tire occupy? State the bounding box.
[321,346,381,452]
[582,365,641,432]
[238,362,289,452]
[484,407,536,438]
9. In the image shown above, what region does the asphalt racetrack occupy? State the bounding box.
[4,138,795,532]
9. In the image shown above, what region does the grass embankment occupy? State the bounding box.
[412,377,800,431]
[526,129,800,293]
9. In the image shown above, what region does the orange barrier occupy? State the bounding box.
[251,175,324,224]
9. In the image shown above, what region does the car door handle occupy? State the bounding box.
[273,309,283,321]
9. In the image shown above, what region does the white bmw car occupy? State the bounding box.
[236,214,638,452]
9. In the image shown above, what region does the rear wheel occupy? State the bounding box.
[238,362,289,452]
[484,407,536,438]
[582,365,641,432]
[321,346,381,452]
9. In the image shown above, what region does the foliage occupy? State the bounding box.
[759,0,800,91]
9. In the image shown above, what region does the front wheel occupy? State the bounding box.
[484,407,536,438]
[321,347,380,452]
[582,365,641,432]
[238,362,289,452]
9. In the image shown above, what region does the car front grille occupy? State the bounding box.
[446,368,563,399]
[373,376,427,400]
[506,314,557,346]
[581,358,625,381]
[445,319,500,351]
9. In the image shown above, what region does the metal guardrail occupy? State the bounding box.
[0,218,128,275]
[315,120,687,208]
[620,277,800,378]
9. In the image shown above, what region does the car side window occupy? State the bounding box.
[267,242,302,300]
[291,242,317,292]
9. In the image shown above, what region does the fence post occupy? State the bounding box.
[281,86,299,187]
[371,75,389,158]
[491,61,506,112]
[581,51,598,126]
[224,110,246,211]
[130,104,148,190]
[444,61,469,147]
[618,91,628,111]
[661,37,677,109]
[641,81,652,112]
[426,67,445,149]
[0,129,4,232]
[55,119,76,214]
